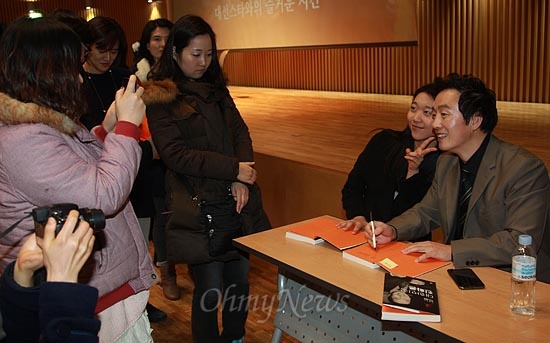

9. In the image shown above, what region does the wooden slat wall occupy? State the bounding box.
[1,1,547,103]
[223,0,550,103]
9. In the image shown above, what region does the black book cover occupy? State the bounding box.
[381,274,440,322]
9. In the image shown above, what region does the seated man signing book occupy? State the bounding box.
[343,73,550,284]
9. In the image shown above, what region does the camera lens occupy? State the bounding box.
[79,208,106,231]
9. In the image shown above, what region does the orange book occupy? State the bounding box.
[285,216,367,250]
[342,241,450,277]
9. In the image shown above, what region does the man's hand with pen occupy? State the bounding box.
[369,212,377,249]
[338,217,452,262]
[364,221,395,246]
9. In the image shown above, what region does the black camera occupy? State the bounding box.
[32,203,105,238]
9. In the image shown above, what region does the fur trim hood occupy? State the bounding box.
[141,79,179,105]
[0,92,80,135]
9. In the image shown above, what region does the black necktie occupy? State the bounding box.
[455,168,473,240]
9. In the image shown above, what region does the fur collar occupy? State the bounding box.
[0,92,80,135]
[141,79,179,105]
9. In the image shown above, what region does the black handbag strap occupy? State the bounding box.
[178,175,200,204]
[0,213,32,239]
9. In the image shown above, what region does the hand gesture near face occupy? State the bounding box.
[404,136,437,178]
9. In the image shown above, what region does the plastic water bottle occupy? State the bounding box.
[510,234,536,316]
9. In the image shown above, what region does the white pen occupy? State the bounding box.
[370,211,377,249]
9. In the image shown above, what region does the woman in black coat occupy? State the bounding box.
[143,15,269,343]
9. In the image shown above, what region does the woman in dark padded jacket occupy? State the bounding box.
[142,15,270,343]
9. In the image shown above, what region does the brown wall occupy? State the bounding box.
[255,152,445,240]
[254,153,347,228]
[223,0,550,103]
[174,0,418,50]
[2,1,547,103]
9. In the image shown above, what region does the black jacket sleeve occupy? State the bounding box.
[0,262,100,343]
[39,282,100,343]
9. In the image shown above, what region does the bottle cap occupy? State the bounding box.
[518,234,532,245]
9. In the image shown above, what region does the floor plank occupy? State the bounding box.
[149,251,300,343]
[229,86,550,173]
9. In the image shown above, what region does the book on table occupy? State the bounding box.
[342,241,450,277]
[284,215,367,250]
[381,273,441,322]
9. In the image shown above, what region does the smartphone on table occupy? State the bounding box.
[447,268,485,290]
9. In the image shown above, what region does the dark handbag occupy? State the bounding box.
[240,183,271,235]
[177,173,243,257]
[200,197,243,257]
[165,174,210,264]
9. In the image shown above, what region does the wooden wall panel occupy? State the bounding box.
[223,0,550,103]
[2,1,547,103]
[254,153,347,228]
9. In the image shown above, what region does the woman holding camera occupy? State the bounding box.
[0,17,155,342]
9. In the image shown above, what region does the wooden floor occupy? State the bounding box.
[149,252,299,343]
[149,88,550,342]
[229,86,550,173]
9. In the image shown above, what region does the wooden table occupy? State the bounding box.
[234,216,550,343]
